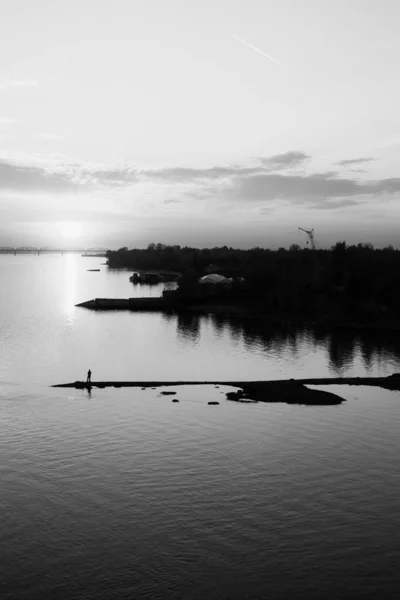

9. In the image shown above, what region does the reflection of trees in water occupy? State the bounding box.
[173,312,400,373]
[327,332,356,374]
[307,327,329,352]
[359,336,374,369]
[177,313,201,343]
[161,311,175,324]
[227,320,243,345]
[356,331,400,372]
[242,321,278,354]
[324,329,400,374]
[210,315,226,337]
[286,327,299,357]
[209,316,243,346]
[240,320,294,357]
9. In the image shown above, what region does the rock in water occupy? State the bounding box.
[172,399,179,403]
[208,401,220,405]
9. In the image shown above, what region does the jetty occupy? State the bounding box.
[52,375,400,406]
[76,297,167,310]
[75,297,264,314]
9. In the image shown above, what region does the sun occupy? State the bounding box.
[60,222,83,240]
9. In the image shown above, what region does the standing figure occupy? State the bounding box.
[87,369,92,384]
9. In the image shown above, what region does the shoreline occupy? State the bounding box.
[75,297,400,333]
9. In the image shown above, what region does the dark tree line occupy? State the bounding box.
[107,243,248,274]
[107,242,400,327]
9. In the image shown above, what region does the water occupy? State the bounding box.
[1,254,400,599]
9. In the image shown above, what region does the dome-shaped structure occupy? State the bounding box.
[199,273,230,284]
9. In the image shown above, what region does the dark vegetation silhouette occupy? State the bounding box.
[107,242,400,328]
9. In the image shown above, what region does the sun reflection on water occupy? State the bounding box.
[63,254,77,324]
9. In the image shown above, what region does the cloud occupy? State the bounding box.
[0,160,77,193]
[233,34,284,67]
[230,170,400,206]
[1,151,400,214]
[81,170,141,188]
[309,199,364,210]
[0,80,38,90]
[146,152,310,183]
[0,159,138,193]
[336,157,375,167]
[259,151,310,169]
[90,167,138,184]
[148,165,261,183]
[376,178,400,193]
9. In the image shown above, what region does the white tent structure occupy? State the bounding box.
[199,273,231,285]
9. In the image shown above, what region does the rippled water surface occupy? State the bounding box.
[1,254,400,599]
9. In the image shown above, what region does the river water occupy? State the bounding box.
[1,254,400,599]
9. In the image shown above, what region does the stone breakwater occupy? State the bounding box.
[75,297,167,310]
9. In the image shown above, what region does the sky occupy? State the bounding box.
[1,0,400,249]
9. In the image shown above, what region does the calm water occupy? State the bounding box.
[1,254,400,599]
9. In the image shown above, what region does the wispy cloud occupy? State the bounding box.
[148,153,309,183]
[36,132,65,141]
[233,34,284,67]
[148,165,261,183]
[260,151,309,169]
[336,157,374,167]
[0,80,38,91]
[308,199,362,210]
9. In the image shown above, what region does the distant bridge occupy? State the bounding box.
[0,247,109,255]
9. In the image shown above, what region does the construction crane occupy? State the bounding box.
[298,227,316,250]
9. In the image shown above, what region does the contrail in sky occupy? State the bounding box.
[233,34,284,67]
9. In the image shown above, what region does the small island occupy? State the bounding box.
[53,374,400,406]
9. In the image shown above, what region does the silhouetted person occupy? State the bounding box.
[87,369,92,384]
